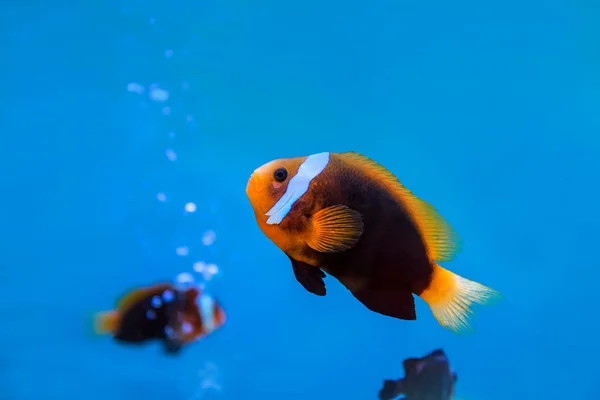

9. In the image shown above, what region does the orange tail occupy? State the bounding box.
[93,310,119,335]
[419,264,502,334]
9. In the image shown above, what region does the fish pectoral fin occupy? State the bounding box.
[305,205,363,253]
[350,287,416,320]
[290,257,326,296]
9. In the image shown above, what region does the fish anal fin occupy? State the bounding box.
[305,204,363,253]
[290,257,326,296]
[338,151,462,262]
[350,287,416,320]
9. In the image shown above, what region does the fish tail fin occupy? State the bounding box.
[378,379,403,400]
[93,310,119,335]
[419,263,502,334]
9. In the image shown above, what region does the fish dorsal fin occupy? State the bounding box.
[116,287,150,311]
[338,152,462,262]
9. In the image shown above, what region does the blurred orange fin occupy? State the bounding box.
[338,151,462,262]
[94,311,119,334]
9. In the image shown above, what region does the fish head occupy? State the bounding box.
[246,152,330,226]
[196,292,226,336]
[246,156,307,218]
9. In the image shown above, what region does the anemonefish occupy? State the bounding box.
[93,282,226,354]
[379,349,457,400]
[246,151,501,333]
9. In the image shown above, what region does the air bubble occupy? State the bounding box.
[146,309,156,320]
[202,230,216,246]
[175,272,195,290]
[193,261,206,273]
[151,295,162,308]
[165,148,177,161]
[184,202,197,213]
[176,246,189,256]
[162,290,174,302]
[182,321,193,334]
[149,87,169,102]
[126,82,144,94]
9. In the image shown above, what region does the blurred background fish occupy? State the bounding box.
[94,279,226,355]
[378,349,457,400]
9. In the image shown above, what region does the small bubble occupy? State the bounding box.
[206,264,218,275]
[176,246,189,256]
[165,148,177,161]
[202,230,216,246]
[146,309,156,320]
[186,115,194,122]
[182,81,190,90]
[168,131,175,138]
[162,106,171,115]
[193,261,206,273]
[126,82,144,94]
[151,295,162,308]
[162,290,174,302]
[157,192,166,202]
[149,87,169,102]
[149,18,156,24]
[182,321,193,334]
[184,202,197,213]
[165,326,174,337]
[175,272,195,290]
[164,49,174,58]
[203,264,219,281]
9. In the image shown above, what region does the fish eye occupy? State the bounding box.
[273,167,288,183]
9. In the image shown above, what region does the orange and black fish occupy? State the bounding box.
[94,282,226,354]
[379,349,457,400]
[246,151,500,333]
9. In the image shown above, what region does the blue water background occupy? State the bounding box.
[2,0,599,399]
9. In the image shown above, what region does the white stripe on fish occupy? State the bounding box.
[265,152,330,225]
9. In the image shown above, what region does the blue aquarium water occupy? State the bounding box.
[1,0,599,399]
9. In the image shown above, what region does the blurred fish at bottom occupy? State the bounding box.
[378,349,457,400]
[93,281,226,354]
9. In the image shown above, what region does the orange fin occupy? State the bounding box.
[93,310,119,334]
[338,152,462,263]
[305,205,363,253]
[419,264,502,334]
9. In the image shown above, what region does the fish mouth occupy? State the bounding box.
[246,172,266,195]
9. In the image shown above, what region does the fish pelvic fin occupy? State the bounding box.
[93,310,119,335]
[419,264,502,334]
